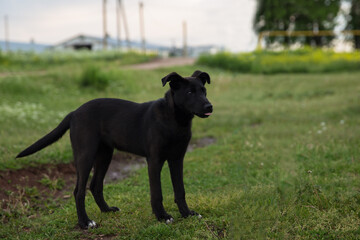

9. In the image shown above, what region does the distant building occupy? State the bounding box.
[51,34,114,51]
[50,34,171,54]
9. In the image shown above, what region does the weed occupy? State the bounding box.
[1,188,32,223]
[39,174,65,191]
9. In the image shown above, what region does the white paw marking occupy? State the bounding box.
[88,220,97,229]
[165,218,174,224]
[198,214,202,219]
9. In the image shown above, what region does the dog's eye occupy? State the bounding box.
[187,91,192,94]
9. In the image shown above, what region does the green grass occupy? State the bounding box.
[1,57,360,239]
[197,48,360,74]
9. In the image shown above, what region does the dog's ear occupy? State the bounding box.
[191,70,210,85]
[161,72,184,89]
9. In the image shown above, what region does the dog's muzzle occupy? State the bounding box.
[197,103,213,118]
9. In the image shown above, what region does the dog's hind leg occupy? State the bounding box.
[90,143,119,212]
[74,153,97,229]
[71,132,99,229]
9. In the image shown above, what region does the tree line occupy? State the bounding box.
[253,0,360,49]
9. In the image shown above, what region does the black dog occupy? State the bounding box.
[16,70,213,229]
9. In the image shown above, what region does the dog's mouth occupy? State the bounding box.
[195,112,212,118]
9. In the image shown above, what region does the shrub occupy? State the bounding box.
[197,48,360,74]
[79,65,110,90]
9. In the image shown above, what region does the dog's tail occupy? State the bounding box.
[16,112,73,158]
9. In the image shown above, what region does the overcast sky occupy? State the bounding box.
[0,0,258,52]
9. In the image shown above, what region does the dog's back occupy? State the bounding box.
[70,98,161,157]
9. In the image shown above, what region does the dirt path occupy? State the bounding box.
[126,57,196,70]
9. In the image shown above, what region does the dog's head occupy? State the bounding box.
[162,70,213,118]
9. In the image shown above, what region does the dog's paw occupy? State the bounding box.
[108,206,120,212]
[88,220,97,229]
[79,220,97,229]
[156,212,174,223]
[165,217,174,224]
[191,211,202,219]
[182,210,202,219]
[101,206,120,212]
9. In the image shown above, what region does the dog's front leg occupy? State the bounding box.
[168,158,201,218]
[147,158,173,223]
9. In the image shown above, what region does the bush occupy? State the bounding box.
[197,48,360,74]
[0,50,9,65]
[79,65,110,90]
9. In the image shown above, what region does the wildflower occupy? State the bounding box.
[307,170,312,174]
[317,130,322,134]
[321,122,326,126]
[340,120,345,125]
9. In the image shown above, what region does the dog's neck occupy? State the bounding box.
[164,90,194,127]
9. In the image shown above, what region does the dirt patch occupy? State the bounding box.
[127,57,196,70]
[104,152,146,184]
[187,137,216,152]
[0,137,215,207]
[0,163,76,205]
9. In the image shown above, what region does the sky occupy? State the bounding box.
[0,0,258,52]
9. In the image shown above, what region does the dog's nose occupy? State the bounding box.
[204,103,213,113]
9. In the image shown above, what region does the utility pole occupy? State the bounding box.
[30,38,35,52]
[182,21,188,57]
[139,2,146,53]
[116,0,121,49]
[4,15,9,52]
[119,0,131,50]
[102,0,108,50]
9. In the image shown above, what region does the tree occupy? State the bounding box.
[254,0,341,47]
[346,0,360,49]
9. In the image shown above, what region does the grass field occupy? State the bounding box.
[1,55,360,239]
